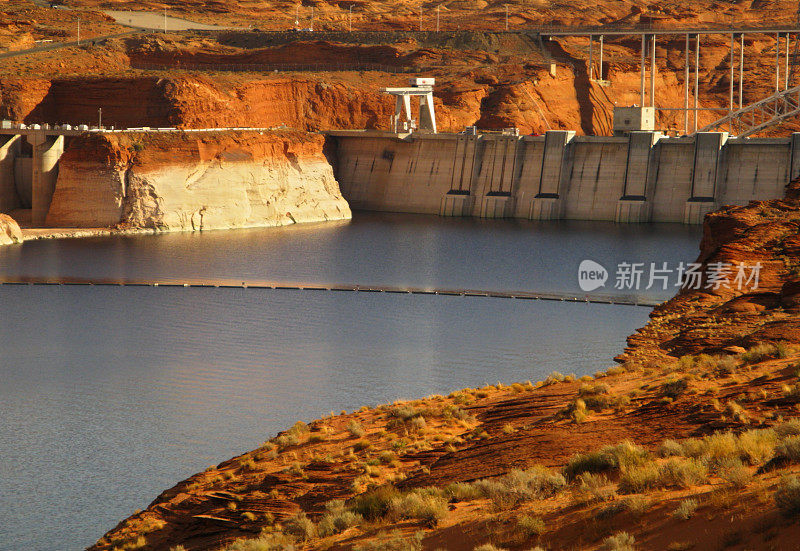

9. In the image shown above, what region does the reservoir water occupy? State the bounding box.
[0,213,700,550]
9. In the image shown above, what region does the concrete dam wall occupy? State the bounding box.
[330,130,800,224]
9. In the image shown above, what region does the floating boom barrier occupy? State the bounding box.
[0,277,663,307]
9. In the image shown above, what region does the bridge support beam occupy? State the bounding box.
[0,134,21,213]
[29,132,64,227]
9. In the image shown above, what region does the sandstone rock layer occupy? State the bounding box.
[45,130,351,231]
[0,212,22,245]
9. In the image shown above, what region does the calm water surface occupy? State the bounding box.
[0,213,701,550]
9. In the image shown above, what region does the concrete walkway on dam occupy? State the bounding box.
[0,276,661,307]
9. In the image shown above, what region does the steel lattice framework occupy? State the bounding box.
[696,85,800,136]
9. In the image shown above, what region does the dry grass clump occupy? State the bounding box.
[219,532,295,551]
[472,466,566,508]
[717,457,752,488]
[571,472,614,504]
[274,421,310,449]
[741,342,780,365]
[542,371,566,385]
[282,512,316,541]
[317,500,363,537]
[775,475,800,517]
[658,439,685,457]
[661,378,689,399]
[673,498,699,520]
[775,435,800,462]
[516,515,546,538]
[347,420,366,438]
[388,492,449,527]
[656,458,708,489]
[564,441,650,481]
[353,530,424,551]
[600,531,636,551]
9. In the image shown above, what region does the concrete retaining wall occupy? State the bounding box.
[332,130,795,224]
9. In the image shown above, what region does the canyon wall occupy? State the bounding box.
[45,130,351,231]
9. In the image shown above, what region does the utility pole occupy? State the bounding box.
[436,5,440,32]
[77,19,80,46]
[349,5,353,32]
[98,108,102,129]
[164,8,167,34]
[505,4,509,31]
[311,6,314,30]
[295,4,299,28]
[420,6,423,31]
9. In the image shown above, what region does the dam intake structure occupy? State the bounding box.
[329,129,800,224]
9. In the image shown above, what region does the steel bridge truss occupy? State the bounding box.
[697,85,800,137]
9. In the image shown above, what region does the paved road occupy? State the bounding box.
[0,30,138,60]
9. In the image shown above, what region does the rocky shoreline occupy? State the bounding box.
[87,180,800,550]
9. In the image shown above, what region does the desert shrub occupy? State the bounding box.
[783,384,800,400]
[282,512,316,541]
[775,419,800,437]
[715,355,738,375]
[473,545,508,551]
[658,458,707,488]
[736,428,777,465]
[544,371,566,385]
[661,378,689,399]
[516,515,546,538]
[220,533,295,551]
[658,439,685,458]
[600,531,636,551]
[354,530,424,551]
[564,441,649,480]
[388,405,423,423]
[347,421,365,438]
[476,466,565,508]
[673,498,698,520]
[776,341,792,359]
[725,400,749,423]
[350,485,400,520]
[442,405,471,421]
[717,457,752,488]
[775,476,800,517]
[444,481,484,502]
[741,343,776,365]
[685,432,737,467]
[622,495,650,516]
[409,416,427,432]
[776,435,800,462]
[618,462,660,494]
[317,500,362,537]
[572,472,613,504]
[579,383,611,397]
[353,440,372,452]
[378,451,397,464]
[388,492,449,527]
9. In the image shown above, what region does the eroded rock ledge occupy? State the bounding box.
[46,130,351,231]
